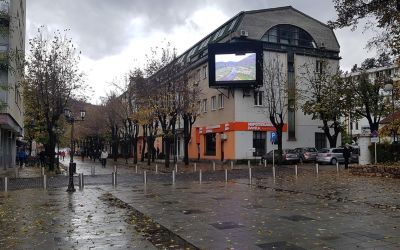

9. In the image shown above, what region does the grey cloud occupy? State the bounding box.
[27,0,363,61]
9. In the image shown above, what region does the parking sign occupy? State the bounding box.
[270,132,277,143]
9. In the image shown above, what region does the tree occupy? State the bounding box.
[300,60,348,147]
[262,55,289,163]
[329,0,400,61]
[24,28,85,171]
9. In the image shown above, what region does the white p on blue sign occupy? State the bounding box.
[270,132,277,143]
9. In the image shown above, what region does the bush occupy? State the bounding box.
[368,143,400,163]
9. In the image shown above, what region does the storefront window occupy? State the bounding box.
[205,133,216,156]
[253,131,266,156]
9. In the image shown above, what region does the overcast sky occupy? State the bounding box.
[26,0,379,104]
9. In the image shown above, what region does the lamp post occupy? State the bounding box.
[384,79,395,143]
[64,108,86,192]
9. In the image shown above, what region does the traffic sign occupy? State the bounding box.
[270,132,277,144]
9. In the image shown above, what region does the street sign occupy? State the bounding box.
[371,130,379,143]
[270,132,277,144]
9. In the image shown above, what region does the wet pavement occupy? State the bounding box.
[0,159,399,249]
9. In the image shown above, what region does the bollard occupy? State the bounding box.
[249,167,252,184]
[144,171,147,185]
[272,166,276,180]
[213,161,216,171]
[199,169,202,183]
[135,165,138,174]
[194,163,197,172]
[264,159,267,168]
[155,164,158,174]
[295,164,298,177]
[336,162,339,173]
[43,175,47,189]
[113,165,117,173]
[91,166,95,176]
[316,163,319,175]
[112,172,117,187]
[248,160,251,168]
[175,164,178,173]
[79,173,84,189]
[172,170,175,184]
[225,169,228,183]
[230,161,234,170]
[4,177,8,192]
[42,167,45,176]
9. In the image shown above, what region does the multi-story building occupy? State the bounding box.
[150,6,341,161]
[0,0,25,169]
[345,65,399,141]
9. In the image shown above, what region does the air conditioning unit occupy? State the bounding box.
[240,30,248,37]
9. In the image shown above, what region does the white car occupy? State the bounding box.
[316,148,345,165]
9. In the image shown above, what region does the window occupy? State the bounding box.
[355,121,359,130]
[253,132,266,156]
[254,91,263,106]
[205,133,216,155]
[197,101,201,115]
[202,99,207,113]
[196,69,201,83]
[315,132,326,150]
[218,94,224,109]
[316,60,325,74]
[202,65,208,79]
[211,96,216,111]
[262,24,316,48]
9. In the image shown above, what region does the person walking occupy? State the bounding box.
[100,149,108,168]
[343,144,352,169]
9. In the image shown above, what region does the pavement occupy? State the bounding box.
[0,158,399,249]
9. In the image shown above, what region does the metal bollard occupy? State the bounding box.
[4,177,8,192]
[336,162,339,173]
[230,161,234,170]
[172,170,175,184]
[316,163,319,175]
[79,173,84,189]
[264,159,267,168]
[113,165,117,173]
[225,169,228,183]
[155,164,158,174]
[112,172,117,187]
[199,169,202,183]
[213,161,215,171]
[248,160,251,168]
[43,175,47,189]
[91,166,95,176]
[144,171,147,185]
[194,163,197,172]
[272,166,276,180]
[175,164,178,173]
[135,165,138,174]
[249,167,252,184]
[295,164,298,177]
[42,167,45,176]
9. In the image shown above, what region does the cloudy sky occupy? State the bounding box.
[26,0,379,104]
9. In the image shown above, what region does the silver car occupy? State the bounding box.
[316,148,345,165]
[262,149,300,164]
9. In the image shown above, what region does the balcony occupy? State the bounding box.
[0,1,9,22]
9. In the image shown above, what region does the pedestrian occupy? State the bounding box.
[61,151,65,161]
[156,147,160,159]
[17,148,27,168]
[39,150,46,168]
[100,149,108,168]
[343,143,352,169]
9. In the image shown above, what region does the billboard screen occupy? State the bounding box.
[215,53,256,81]
[208,41,263,88]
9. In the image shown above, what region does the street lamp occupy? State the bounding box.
[64,107,86,192]
[384,79,395,143]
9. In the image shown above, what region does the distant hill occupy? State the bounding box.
[216,53,256,69]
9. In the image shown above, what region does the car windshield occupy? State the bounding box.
[319,148,329,153]
[306,148,317,152]
[285,149,296,153]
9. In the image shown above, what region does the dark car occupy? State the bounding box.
[261,149,300,164]
[295,147,318,163]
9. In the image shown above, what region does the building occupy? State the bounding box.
[345,64,399,142]
[0,0,26,169]
[150,6,341,161]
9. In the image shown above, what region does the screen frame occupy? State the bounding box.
[208,41,263,88]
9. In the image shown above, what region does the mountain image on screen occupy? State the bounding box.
[215,53,256,81]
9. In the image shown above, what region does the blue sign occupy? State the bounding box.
[270,132,277,143]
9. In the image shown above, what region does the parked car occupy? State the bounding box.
[295,147,318,163]
[262,149,300,164]
[316,148,345,165]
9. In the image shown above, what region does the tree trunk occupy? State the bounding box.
[164,137,170,168]
[133,138,138,164]
[276,127,283,165]
[183,115,189,165]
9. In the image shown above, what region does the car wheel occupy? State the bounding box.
[331,158,337,165]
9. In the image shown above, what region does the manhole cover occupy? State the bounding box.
[281,215,314,221]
